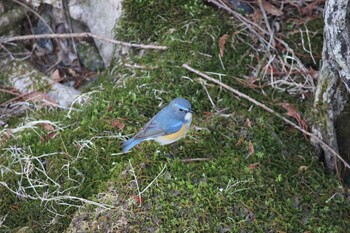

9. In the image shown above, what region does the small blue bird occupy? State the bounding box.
[122,98,193,153]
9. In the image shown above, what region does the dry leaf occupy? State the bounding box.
[248,163,259,169]
[41,123,55,131]
[245,118,253,129]
[281,103,308,137]
[51,69,62,83]
[47,132,58,139]
[131,195,143,204]
[218,34,229,57]
[301,0,323,16]
[261,0,283,16]
[235,135,245,147]
[111,119,125,131]
[252,10,263,24]
[246,140,255,158]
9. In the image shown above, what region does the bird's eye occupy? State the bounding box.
[179,108,184,112]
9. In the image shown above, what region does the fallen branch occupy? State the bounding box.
[1,32,168,50]
[182,63,350,169]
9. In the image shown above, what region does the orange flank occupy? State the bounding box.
[156,123,188,145]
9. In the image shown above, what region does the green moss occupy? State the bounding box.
[0,0,348,232]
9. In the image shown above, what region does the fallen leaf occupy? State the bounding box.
[235,135,245,147]
[245,118,253,129]
[281,103,308,138]
[111,119,125,130]
[51,69,62,83]
[131,195,143,204]
[41,123,55,131]
[246,140,255,158]
[248,163,259,169]
[300,0,324,16]
[261,0,283,16]
[48,132,58,139]
[252,10,262,24]
[218,34,229,57]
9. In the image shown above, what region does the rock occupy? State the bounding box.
[1,59,83,108]
[68,0,123,67]
[0,1,26,35]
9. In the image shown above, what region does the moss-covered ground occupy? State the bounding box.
[0,0,349,232]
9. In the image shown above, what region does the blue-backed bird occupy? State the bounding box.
[122,98,192,153]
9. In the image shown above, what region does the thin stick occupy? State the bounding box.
[182,64,350,169]
[128,160,142,207]
[139,164,167,195]
[181,158,211,163]
[1,32,167,50]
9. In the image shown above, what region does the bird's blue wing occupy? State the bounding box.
[133,112,183,139]
[164,120,183,135]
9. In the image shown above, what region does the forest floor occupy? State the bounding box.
[1,0,349,232]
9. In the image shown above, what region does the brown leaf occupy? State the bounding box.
[131,195,143,204]
[111,119,125,131]
[248,163,259,169]
[281,103,308,137]
[245,118,253,129]
[218,34,229,57]
[41,123,55,131]
[261,0,283,16]
[252,10,262,24]
[51,69,62,83]
[48,132,58,139]
[235,135,245,147]
[246,140,255,158]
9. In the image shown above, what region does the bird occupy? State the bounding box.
[122,98,193,153]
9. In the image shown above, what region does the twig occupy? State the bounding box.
[0,88,20,96]
[128,160,167,206]
[124,63,159,70]
[0,214,7,228]
[11,0,55,34]
[1,32,168,50]
[258,0,275,49]
[325,192,344,203]
[182,64,350,169]
[197,78,216,109]
[299,26,316,65]
[181,158,211,163]
[0,91,35,107]
[139,164,167,195]
[128,160,142,207]
[67,90,100,118]
[0,120,62,136]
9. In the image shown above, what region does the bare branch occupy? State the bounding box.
[1,32,167,50]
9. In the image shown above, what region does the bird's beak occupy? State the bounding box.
[188,109,194,114]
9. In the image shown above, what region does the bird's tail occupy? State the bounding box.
[122,137,143,153]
